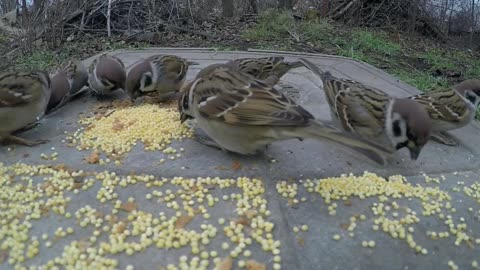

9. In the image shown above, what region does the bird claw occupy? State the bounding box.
[431,132,459,146]
[17,121,42,132]
[4,135,49,146]
[193,128,223,150]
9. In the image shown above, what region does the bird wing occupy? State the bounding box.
[410,88,469,123]
[151,55,188,83]
[193,69,314,126]
[0,73,40,108]
[334,86,388,137]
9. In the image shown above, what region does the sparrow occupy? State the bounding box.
[0,71,51,146]
[47,59,88,113]
[126,54,198,101]
[300,58,432,160]
[178,63,394,165]
[409,79,480,134]
[405,79,480,146]
[225,56,303,85]
[87,53,126,96]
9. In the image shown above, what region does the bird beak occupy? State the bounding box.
[187,61,200,66]
[180,113,188,123]
[408,145,422,160]
[129,96,136,103]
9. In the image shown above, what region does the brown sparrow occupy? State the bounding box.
[87,54,126,96]
[47,59,88,113]
[178,63,394,165]
[406,79,480,146]
[300,58,432,160]
[0,71,51,146]
[126,54,198,101]
[409,79,480,139]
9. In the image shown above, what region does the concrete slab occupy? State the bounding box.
[1,48,479,270]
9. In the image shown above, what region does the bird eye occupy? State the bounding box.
[141,74,153,89]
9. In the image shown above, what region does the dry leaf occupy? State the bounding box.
[0,250,8,263]
[115,222,126,233]
[287,198,295,206]
[235,216,250,226]
[215,256,233,270]
[85,124,96,131]
[343,200,353,206]
[231,161,242,170]
[297,236,305,247]
[175,215,194,229]
[40,181,51,190]
[72,182,83,189]
[77,240,90,252]
[112,121,125,132]
[120,202,137,212]
[112,99,133,108]
[246,260,266,270]
[85,151,100,164]
[108,215,118,224]
[143,140,152,147]
[340,223,349,230]
[53,164,68,171]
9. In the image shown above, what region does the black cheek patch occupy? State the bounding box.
[392,120,402,137]
[466,92,477,105]
[144,75,153,88]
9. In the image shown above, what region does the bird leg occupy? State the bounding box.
[16,122,42,132]
[430,131,459,146]
[3,135,49,146]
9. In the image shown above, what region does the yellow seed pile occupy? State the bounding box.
[463,182,480,203]
[277,172,479,258]
[0,162,280,270]
[67,104,193,157]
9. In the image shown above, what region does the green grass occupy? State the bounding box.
[420,49,456,70]
[103,40,149,51]
[12,38,150,72]
[214,45,236,51]
[243,10,480,97]
[299,19,332,43]
[243,9,332,48]
[335,30,402,64]
[15,51,66,71]
[392,69,449,91]
[243,9,295,42]
[0,34,7,44]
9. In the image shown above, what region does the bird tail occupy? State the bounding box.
[299,58,331,81]
[298,120,394,166]
[286,61,304,70]
[299,58,339,107]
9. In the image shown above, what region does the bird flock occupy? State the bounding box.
[1,53,479,166]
